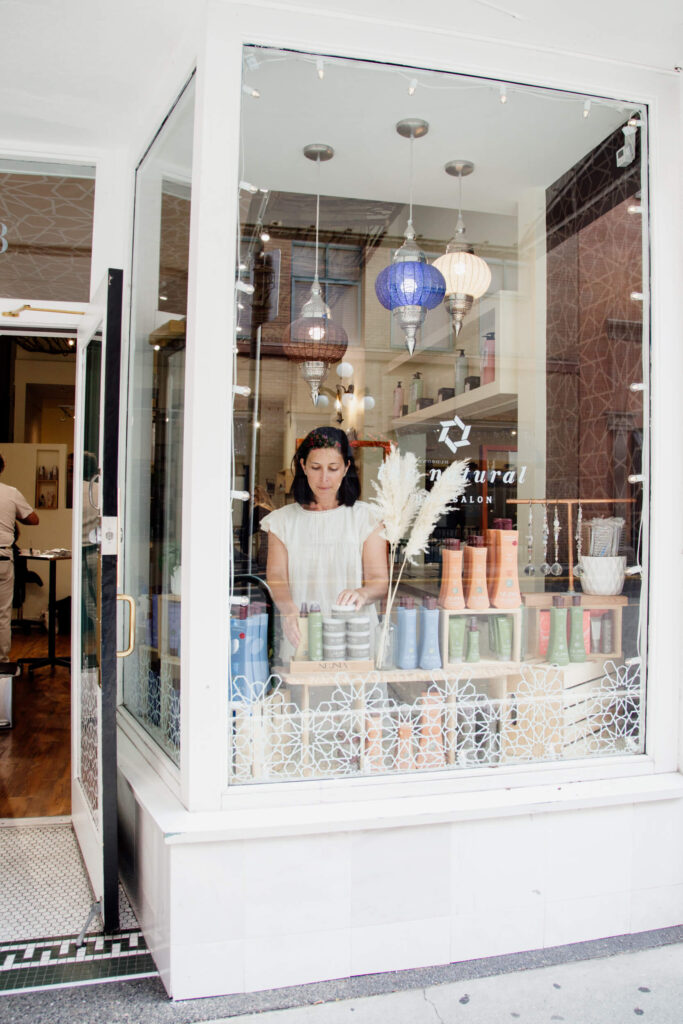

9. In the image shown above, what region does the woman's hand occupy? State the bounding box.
[336,588,368,610]
[282,612,301,648]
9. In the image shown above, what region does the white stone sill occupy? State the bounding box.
[117,730,683,846]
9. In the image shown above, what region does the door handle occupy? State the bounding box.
[88,472,101,512]
[116,594,136,658]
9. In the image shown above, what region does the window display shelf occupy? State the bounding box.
[521,593,628,662]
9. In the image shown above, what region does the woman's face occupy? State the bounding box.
[301,447,349,504]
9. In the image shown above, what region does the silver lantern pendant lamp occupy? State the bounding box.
[282,144,348,404]
[433,160,491,336]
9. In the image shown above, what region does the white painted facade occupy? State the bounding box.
[3,0,682,1000]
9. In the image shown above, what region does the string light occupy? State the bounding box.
[260,229,270,242]
[242,84,260,99]
[499,84,508,104]
[583,99,591,119]
[316,58,325,80]
[239,180,259,193]
[407,78,417,96]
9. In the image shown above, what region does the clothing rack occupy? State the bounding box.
[506,498,635,592]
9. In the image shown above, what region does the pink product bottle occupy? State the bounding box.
[481,330,496,386]
[438,539,465,609]
[487,518,504,598]
[490,519,521,609]
[396,722,415,771]
[538,610,551,658]
[464,536,490,610]
[415,691,445,769]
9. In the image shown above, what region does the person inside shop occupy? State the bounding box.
[0,454,39,662]
[260,426,388,660]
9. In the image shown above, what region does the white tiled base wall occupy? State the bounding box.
[117,775,683,1000]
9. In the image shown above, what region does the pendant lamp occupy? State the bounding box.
[282,143,348,405]
[433,161,491,336]
[374,119,445,356]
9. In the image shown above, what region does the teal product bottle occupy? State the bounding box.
[418,596,442,670]
[496,615,513,661]
[448,615,467,663]
[308,603,323,661]
[568,594,587,662]
[465,617,480,663]
[396,597,418,669]
[546,595,570,666]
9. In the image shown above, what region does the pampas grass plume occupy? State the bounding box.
[370,444,423,545]
[404,459,468,563]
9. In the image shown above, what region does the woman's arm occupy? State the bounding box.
[336,525,389,610]
[265,532,300,646]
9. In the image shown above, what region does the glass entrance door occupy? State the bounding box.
[71,269,123,932]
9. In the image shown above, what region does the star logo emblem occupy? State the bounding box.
[438,416,471,454]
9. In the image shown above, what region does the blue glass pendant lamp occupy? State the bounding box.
[374,119,445,355]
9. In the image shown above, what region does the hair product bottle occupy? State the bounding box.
[495,614,513,661]
[251,601,270,690]
[454,348,468,395]
[408,371,423,413]
[418,596,442,670]
[293,602,309,661]
[396,721,415,771]
[307,603,323,661]
[392,381,404,419]
[229,605,249,701]
[415,691,445,768]
[545,595,569,665]
[481,330,496,386]
[396,597,418,669]
[490,519,521,609]
[448,615,467,663]
[568,594,587,662]
[465,617,481,662]
[438,538,465,609]
[464,536,490,609]
[486,518,503,599]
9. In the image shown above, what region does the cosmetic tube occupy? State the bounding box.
[392,381,404,419]
[448,615,467,663]
[496,615,513,661]
[601,612,613,654]
[590,612,602,654]
[568,595,587,663]
[464,536,490,609]
[465,617,481,663]
[454,349,467,395]
[438,539,465,609]
[293,603,309,660]
[418,596,442,670]
[396,597,418,669]
[229,605,249,702]
[307,603,323,661]
[546,596,570,665]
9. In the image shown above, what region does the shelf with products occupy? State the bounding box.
[438,606,522,666]
[389,290,520,428]
[521,592,627,661]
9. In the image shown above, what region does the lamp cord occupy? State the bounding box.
[408,135,414,232]
[314,155,321,282]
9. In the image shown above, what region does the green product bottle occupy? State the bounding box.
[568,594,587,663]
[546,596,570,666]
[496,615,513,661]
[308,603,323,661]
[448,616,467,663]
[465,617,480,663]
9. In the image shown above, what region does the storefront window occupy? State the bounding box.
[122,76,195,763]
[229,48,647,784]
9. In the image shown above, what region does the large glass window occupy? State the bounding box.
[122,76,195,763]
[229,48,647,785]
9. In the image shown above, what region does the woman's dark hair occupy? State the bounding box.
[291,426,360,507]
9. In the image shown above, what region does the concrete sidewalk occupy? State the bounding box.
[205,942,683,1024]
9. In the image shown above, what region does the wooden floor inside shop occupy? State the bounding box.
[0,632,71,818]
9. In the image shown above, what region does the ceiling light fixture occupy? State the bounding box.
[407,78,417,96]
[374,119,446,355]
[259,229,270,242]
[282,144,349,405]
[433,160,491,336]
[242,84,260,99]
[499,84,508,104]
[316,58,325,80]
[583,99,591,119]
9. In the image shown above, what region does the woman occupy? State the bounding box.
[260,426,388,660]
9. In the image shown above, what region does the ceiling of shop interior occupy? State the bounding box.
[0,0,680,161]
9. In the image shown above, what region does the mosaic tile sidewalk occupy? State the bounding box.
[0,821,157,993]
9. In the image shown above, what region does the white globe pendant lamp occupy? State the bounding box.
[433,160,491,336]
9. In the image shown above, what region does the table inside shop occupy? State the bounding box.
[17,551,71,675]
